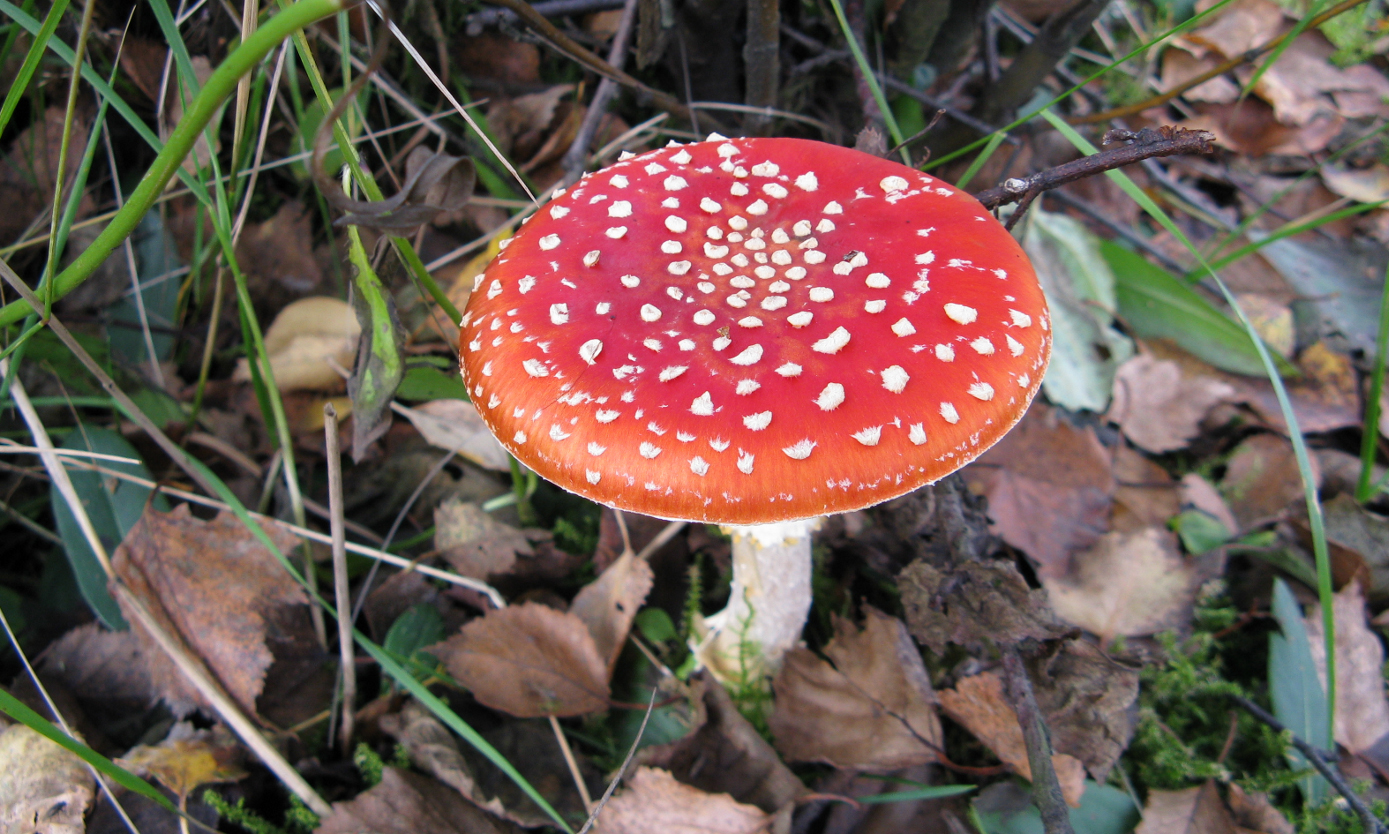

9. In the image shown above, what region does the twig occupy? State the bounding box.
[551,715,594,812]
[561,0,640,182]
[576,687,660,834]
[1233,696,1387,834]
[481,0,694,122]
[466,0,625,33]
[971,126,1215,211]
[636,520,687,562]
[1072,0,1371,125]
[1001,647,1074,834]
[324,404,356,757]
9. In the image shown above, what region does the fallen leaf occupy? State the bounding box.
[116,723,246,800]
[1042,527,1197,644]
[333,147,476,235]
[111,504,307,717]
[232,296,360,391]
[1111,444,1180,532]
[962,404,1115,577]
[1160,46,1240,103]
[770,608,942,772]
[1317,494,1389,607]
[1186,0,1285,58]
[595,767,771,834]
[235,201,325,295]
[1026,639,1140,782]
[1179,473,1239,540]
[1135,781,1238,834]
[900,558,1072,655]
[1235,293,1295,358]
[1321,163,1389,204]
[40,623,158,715]
[568,551,654,677]
[1108,354,1236,453]
[379,701,527,825]
[1304,580,1389,779]
[637,674,807,813]
[1226,783,1295,834]
[937,671,1086,806]
[433,498,535,581]
[0,724,94,834]
[317,767,522,834]
[1220,433,1318,530]
[431,603,609,717]
[398,399,512,471]
[0,105,91,246]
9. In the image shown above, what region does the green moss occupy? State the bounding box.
[353,742,386,786]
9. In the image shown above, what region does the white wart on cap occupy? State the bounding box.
[460,137,1050,524]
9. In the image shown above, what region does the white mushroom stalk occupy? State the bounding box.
[458,135,1050,689]
[694,519,820,681]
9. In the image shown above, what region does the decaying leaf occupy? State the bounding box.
[1304,580,1389,779]
[1108,354,1236,453]
[770,608,942,771]
[1220,433,1318,530]
[116,723,246,800]
[0,724,94,834]
[595,767,771,834]
[900,558,1072,655]
[568,551,654,677]
[431,603,609,717]
[1226,783,1295,834]
[937,671,1086,806]
[111,504,307,717]
[637,675,807,813]
[40,622,157,715]
[434,498,535,581]
[347,251,407,461]
[1026,639,1140,782]
[334,146,476,234]
[1042,527,1198,644]
[397,399,512,471]
[961,404,1115,576]
[232,296,360,391]
[1318,494,1389,607]
[1135,781,1238,834]
[317,767,521,834]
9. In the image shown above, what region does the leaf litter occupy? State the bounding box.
[6,0,1389,832]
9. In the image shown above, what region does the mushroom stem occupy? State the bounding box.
[694,518,821,683]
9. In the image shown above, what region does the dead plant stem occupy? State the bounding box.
[324,403,356,757]
[1001,647,1074,834]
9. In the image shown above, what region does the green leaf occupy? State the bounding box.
[1171,509,1231,555]
[346,226,405,460]
[1106,241,1294,377]
[49,428,165,629]
[396,364,472,402]
[108,213,182,368]
[974,781,1138,834]
[0,687,176,812]
[383,603,446,661]
[634,608,678,644]
[859,783,976,803]
[1269,577,1331,804]
[1021,210,1134,412]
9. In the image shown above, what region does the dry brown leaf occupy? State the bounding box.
[1321,164,1389,204]
[432,603,609,717]
[568,551,654,676]
[232,296,359,391]
[1186,0,1286,58]
[900,558,1071,655]
[595,767,771,834]
[0,106,91,246]
[317,767,522,834]
[0,724,93,834]
[1227,783,1295,834]
[433,498,534,581]
[1220,433,1318,530]
[1160,46,1240,103]
[962,405,1115,577]
[1135,781,1238,834]
[769,608,942,772]
[1235,293,1295,358]
[1109,354,1236,453]
[637,675,807,813]
[938,672,1086,806]
[40,623,158,712]
[1027,639,1140,782]
[398,399,511,471]
[1318,495,1389,608]
[1305,580,1389,777]
[111,504,307,717]
[1112,445,1180,532]
[116,723,246,800]
[235,202,325,296]
[1042,527,1197,643]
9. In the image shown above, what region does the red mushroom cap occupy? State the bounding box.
[460,137,1050,524]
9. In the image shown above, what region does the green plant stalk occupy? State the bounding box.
[824,0,907,162]
[1357,263,1389,502]
[1190,199,1388,281]
[0,0,349,329]
[953,131,1008,192]
[43,0,95,318]
[1042,108,1337,744]
[283,22,461,324]
[0,0,66,139]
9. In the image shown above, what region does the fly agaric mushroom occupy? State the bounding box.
[459,136,1050,681]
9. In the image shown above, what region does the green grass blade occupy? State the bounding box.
[0,687,177,812]
[0,0,68,138]
[1358,262,1389,502]
[823,0,906,160]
